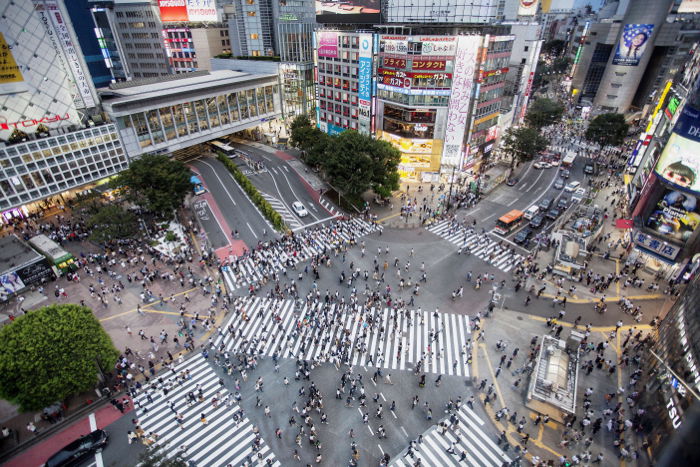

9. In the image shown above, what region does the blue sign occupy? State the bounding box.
[358,56,372,102]
[327,123,344,136]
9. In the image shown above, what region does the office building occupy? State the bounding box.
[0,0,128,219]
[162,26,230,73]
[99,70,282,158]
[500,22,543,127]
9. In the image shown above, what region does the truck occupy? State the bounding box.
[561,152,576,168]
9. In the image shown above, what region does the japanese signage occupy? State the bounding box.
[412,59,447,71]
[317,32,338,58]
[358,33,372,136]
[159,0,218,23]
[380,36,408,54]
[480,67,509,81]
[645,188,700,243]
[0,32,27,95]
[654,105,700,195]
[376,83,451,96]
[633,230,682,260]
[33,0,95,109]
[379,69,451,81]
[612,24,654,67]
[442,36,480,167]
[0,113,71,131]
[380,132,434,154]
[382,57,407,69]
[518,0,539,16]
[417,36,456,56]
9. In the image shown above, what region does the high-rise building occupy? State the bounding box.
[0,0,128,220]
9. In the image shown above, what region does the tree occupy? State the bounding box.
[303,128,331,169]
[368,138,401,198]
[112,154,192,219]
[502,127,549,171]
[525,98,565,129]
[585,113,629,147]
[541,39,567,57]
[0,304,119,411]
[138,443,188,467]
[289,114,317,151]
[87,204,138,244]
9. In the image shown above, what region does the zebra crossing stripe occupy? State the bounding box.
[214,297,471,377]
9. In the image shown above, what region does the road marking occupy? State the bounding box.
[88,413,105,467]
[198,160,237,206]
[400,426,408,437]
[507,197,518,206]
[291,215,340,232]
[284,166,290,172]
[380,392,386,401]
[378,212,401,223]
[246,222,256,238]
[525,170,545,192]
[489,231,531,254]
[367,425,374,435]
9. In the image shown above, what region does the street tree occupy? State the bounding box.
[541,39,567,57]
[87,204,138,244]
[302,128,331,169]
[585,113,629,147]
[112,154,192,219]
[0,304,120,412]
[502,127,549,171]
[289,114,317,151]
[525,98,565,129]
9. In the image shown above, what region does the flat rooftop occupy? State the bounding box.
[0,235,45,274]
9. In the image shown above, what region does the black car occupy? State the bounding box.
[506,178,518,186]
[560,169,570,179]
[529,214,545,229]
[44,429,108,467]
[557,197,569,210]
[546,208,561,220]
[513,228,532,244]
[538,198,552,211]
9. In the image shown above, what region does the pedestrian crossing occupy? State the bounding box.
[426,220,523,273]
[214,296,472,377]
[260,191,302,229]
[220,217,381,291]
[133,355,279,467]
[391,405,511,467]
[319,196,342,217]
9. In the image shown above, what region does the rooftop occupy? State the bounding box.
[0,235,45,274]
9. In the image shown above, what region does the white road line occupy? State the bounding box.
[246,222,256,238]
[88,413,105,467]
[198,160,237,206]
[525,169,545,192]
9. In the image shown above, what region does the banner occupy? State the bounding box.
[186,0,217,22]
[379,36,408,54]
[645,188,700,243]
[317,32,338,58]
[654,104,700,195]
[358,33,372,136]
[159,0,218,22]
[612,24,654,67]
[518,0,539,16]
[382,57,406,69]
[159,0,189,22]
[412,59,446,71]
[0,272,25,297]
[0,32,28,95]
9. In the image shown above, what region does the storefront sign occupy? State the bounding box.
[666,396,682,429]
[317,32,339,58]
[380,37,408,54]
[0,113,70,131]
[632,230,682,260]
[358,33,372,136]
[376,83,451,96]
[379,69,451,80]
[382,57,407,69]
[442,36,480,167]
[417,36,456,56]
[412,59,446,71]
[16,259,54,285]
[480,67,510,81]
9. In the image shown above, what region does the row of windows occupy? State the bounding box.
[318,89,358,105]
[318,113,359,131]
[115,9,155,19]
[122,88,278,149]
[318,63,359,75]
[377,90,449,107]
[317,77,358,92]
[318,99,359,119]
[118,22,158,29]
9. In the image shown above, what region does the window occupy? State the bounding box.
[524,46,529,52]
[250,33,259,40]
[521,58,526,64]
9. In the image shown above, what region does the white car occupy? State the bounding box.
[292,201,308,217]
[564,181,581,192]
[533,161,551,169]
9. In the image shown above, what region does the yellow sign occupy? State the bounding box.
[399,154,432,168]
[646,80,672,133]
[473,112,499,126]
[379,131,434,154]
[0,32,24,85]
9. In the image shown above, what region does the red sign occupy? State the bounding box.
[159,0,189,22]
[412,59,446,71]
[379,69,452,80]
[480,67,510,81]
[382,75,411,88]
[382,57,407,69]
[0,113,70,130]
[615,219,634,229]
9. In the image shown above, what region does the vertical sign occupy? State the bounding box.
[317,32,338,58]
[0,32,28,94]
[358,34,372,135]
[33,0,96,108]
[442,36,480,168]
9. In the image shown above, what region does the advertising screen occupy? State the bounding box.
[186,0,217,22]
[645,188,700,243]
[316,0,380,24]
[0,32,27,94]
[654,104,700,195]
[679,0,700,13]
[159,0,218,22]
[518,0,539,16]
[159,0,189,22]
[612,24,654,67]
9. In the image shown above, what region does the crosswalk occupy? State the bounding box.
[220,217,381,291]
[391,405,511,467]
[133,355,279,466]
[319,196,341,217]
[260,191,302,229]
[426,220,523,273]
[214,296,472,377]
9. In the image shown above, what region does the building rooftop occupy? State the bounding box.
[0,235,45,274]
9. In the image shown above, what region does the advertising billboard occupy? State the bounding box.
[518,0,539,16]
[612,24,654,67]
[412,59,447,71]
[678,0,700,13]
[415,36,457,56]
[317,32,338,58]
[645,188,700,243]
[654,104,700,195]
[358,33,372,136]
[159,0,218,23]
[442,36,481,167]
[380,132,434,154]
[379,36,408,54]
[0,32,28,95]
[315,0,380,24]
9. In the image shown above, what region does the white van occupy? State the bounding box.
[523,205,539,220]
[565,181,581,193]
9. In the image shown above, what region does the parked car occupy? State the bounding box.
[514,228,533,244]
[44,429,108,467]
[506,178,519,186]
[538,198,552,211]
[554,179,565,190]
[546,208,561,220]
[292,201,308,217]
[565,181,581,192]
[529,214,545,229]
[557,197,569,210]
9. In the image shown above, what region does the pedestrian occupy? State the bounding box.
[26,422,38,435]
[200,413,208,425]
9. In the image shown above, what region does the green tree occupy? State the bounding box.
[289,114,317,151]
[585,113,629,147]
[525,98,565,129]
[368,138,401,198]
[112,154,192,219]
[0,304,119,411]
[502,127,549,171]
[138,443,188,467]
[87,204,138,243]
[303,128,331,169]
[541,39,567,57]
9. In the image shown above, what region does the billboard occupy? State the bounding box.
[158,0,218,23]
[442,36,481,167]
[379,36,408,54]
[518,0,539,16]
[654,104,700,195]
[0,32,28,95]
[358,33,372,136]
[612,24,654,67]
[645,188,700,243]
[0,271,26,298]
[678,0,700,13]
[380,132,434,154]
[317,32,338,58]
[315,0,380,24]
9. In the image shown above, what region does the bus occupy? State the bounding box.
[493,209,524,235]
[190,175,206,195]
[29,234,76,275]
[209,140,237,157]
[561,152,576,168]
